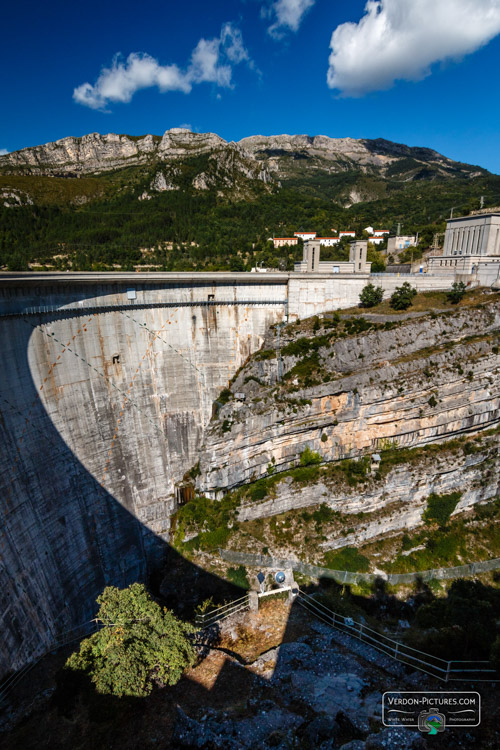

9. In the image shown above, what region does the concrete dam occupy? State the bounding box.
[0,271,456,678]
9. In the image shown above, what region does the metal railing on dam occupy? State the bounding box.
[188,587,498,683]
[0,299,289,319]
[295,590,497,682]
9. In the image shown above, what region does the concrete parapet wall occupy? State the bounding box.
[372,273,457,295]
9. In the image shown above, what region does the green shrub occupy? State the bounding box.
[390,282,417,311]
[65,584,196,697]
[423,491,461,527]
[227,565,250,589]
[299,446,322,467]
[447,281,467,304]
[250,479,270,502]
[359,283,384,308]
[174,493,240,549]
[339,456,370,486]
[312,503,337,524]
[401,533,413,551]
[218,388,232,405]
[321,433,328,442]
[344,317,374,335]
[282,337,312,357]
[255,349,276,360]
[324,547,370,573]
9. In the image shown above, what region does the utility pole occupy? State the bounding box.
[396,223,401,236]
[480,195,485,209]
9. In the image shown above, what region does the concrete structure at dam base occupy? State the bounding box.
[0,269,460,680]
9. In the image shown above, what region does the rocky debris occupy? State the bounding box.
[363,727,426,749]
[1,189,33,207]
[172,704,304,748]
[171,618,430,749]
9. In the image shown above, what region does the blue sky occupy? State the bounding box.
[2,0,500,172]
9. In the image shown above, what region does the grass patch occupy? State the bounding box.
[173,493,240,552]
[423,491,461,527]
[323,547,370,573]
[226,565,250,590]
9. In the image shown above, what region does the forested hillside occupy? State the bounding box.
[2,132,500,272]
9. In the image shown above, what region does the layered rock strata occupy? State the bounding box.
[0,129,483,180]
[197,302,500,496]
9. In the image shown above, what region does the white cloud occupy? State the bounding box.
[265,0,316,38]
[74,23,251,110]
[327,0,500,96]
[0,148,9,155]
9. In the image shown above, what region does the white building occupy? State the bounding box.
[339,230,356,239]
[387,235,417,253]
[294,231,317,240]
[368,236,385,246]
[442,212,500,256]
[273,237,298,248]
[427,212,500,284]
[318,237,340,246]
[373,229,390,237]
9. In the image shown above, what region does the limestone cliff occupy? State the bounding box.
[0,129,485,182]
[193,297,500,546]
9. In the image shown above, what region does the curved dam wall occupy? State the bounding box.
[0,275,288,678]
[0,271,457,678]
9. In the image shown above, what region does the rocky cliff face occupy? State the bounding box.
[197,300,500,497]
[234,434,499,552]
[189,298,500,553]
[0,128,485,182]
[0,129,224,175]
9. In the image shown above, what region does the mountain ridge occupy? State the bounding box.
[0,128,488,181]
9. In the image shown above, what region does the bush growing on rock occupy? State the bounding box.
[447,281,467,304]
[390,282,417,311]
[299,446,322,467]
[423,491,461,528]
[359,283,384,308]
[65,584,196,697]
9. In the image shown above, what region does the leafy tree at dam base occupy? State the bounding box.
[65,583,196,697]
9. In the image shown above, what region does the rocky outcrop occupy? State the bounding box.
[0,129,225,176]
[1,188,33,207]
[0,128,486,181]
[235,437,499,550]
[197,302,500,496]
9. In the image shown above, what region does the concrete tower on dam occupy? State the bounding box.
[0,270,457,677]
